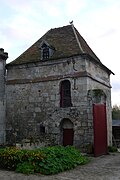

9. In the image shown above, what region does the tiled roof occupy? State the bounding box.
[8,25,101,65]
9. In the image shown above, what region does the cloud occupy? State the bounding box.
[63,0,87,16]
[0,0,120,105]
[75,1,120,73]
[111,76,120,106]
[0,0,88,61]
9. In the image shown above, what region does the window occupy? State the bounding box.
[40,41,55,60]
[41,43,49,60]
[40,125,45,133]
[43,47,49,59]
[60,80,72,107]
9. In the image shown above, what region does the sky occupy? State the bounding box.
[0,0,120,106]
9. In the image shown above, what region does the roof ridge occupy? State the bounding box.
[50,24,71,30]
[70,23,84,53]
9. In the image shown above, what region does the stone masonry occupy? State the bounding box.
[6,55,112,149]
[0,48,8,144]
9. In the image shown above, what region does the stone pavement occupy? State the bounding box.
[0,153,120,180]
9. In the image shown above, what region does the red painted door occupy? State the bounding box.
[93,104,108,157]
[63,129,74,146]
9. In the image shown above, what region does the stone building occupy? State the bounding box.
[0,49,8,144]
[1,24,114,156]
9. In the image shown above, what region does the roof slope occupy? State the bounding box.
[8,25,101,65]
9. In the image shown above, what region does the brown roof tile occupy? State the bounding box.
[8,25,101,65]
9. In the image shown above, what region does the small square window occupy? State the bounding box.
[43,47,49,60]
[40,125,45,133]
[40,42,55,60]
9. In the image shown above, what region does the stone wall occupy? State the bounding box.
[6,55,112,149]
[0,48,8,144]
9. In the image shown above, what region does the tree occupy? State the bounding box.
[112,105,120,120]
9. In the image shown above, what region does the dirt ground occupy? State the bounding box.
[0,152,120,180]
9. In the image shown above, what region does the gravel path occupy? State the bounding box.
[0,153,120,180]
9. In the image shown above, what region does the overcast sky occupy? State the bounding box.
[0,0,120,106]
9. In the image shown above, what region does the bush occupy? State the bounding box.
[16,162,34,174]
[36,146,89,175]
[0,146,89,175]
[108,146,118,152]
[0,147,44,170]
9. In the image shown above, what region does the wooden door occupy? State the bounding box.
[63,129,74,146]
[93,104,108,157]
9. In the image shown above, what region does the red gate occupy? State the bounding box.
[93,104,108,157]
[63,129,74,146]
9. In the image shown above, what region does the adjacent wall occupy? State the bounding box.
[0,49,8,144]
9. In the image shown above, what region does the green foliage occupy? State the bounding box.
[108,146,118,152]
[93,89,104,97]
[0,147,44,170]
[16,162,34,174]
[112,105,120,119]
[36,146,89,175]
[0,146,89,175]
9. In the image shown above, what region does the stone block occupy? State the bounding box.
[35,107,41,112]
[81,122,88,127]
[50,95,56,101]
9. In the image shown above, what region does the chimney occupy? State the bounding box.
[0,48,8,60]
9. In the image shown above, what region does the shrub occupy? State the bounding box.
[0,146,89,175]
[36,146,89,175]
[16,162,34,174]
[108,146,118,152]
[0,147,44,170]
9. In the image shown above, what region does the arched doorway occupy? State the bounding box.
[60,118,74,146]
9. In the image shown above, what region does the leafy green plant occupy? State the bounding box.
[0,147,44,170]
[108,146,118,152]
[16,162,34,174]
[0,146,89,175]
